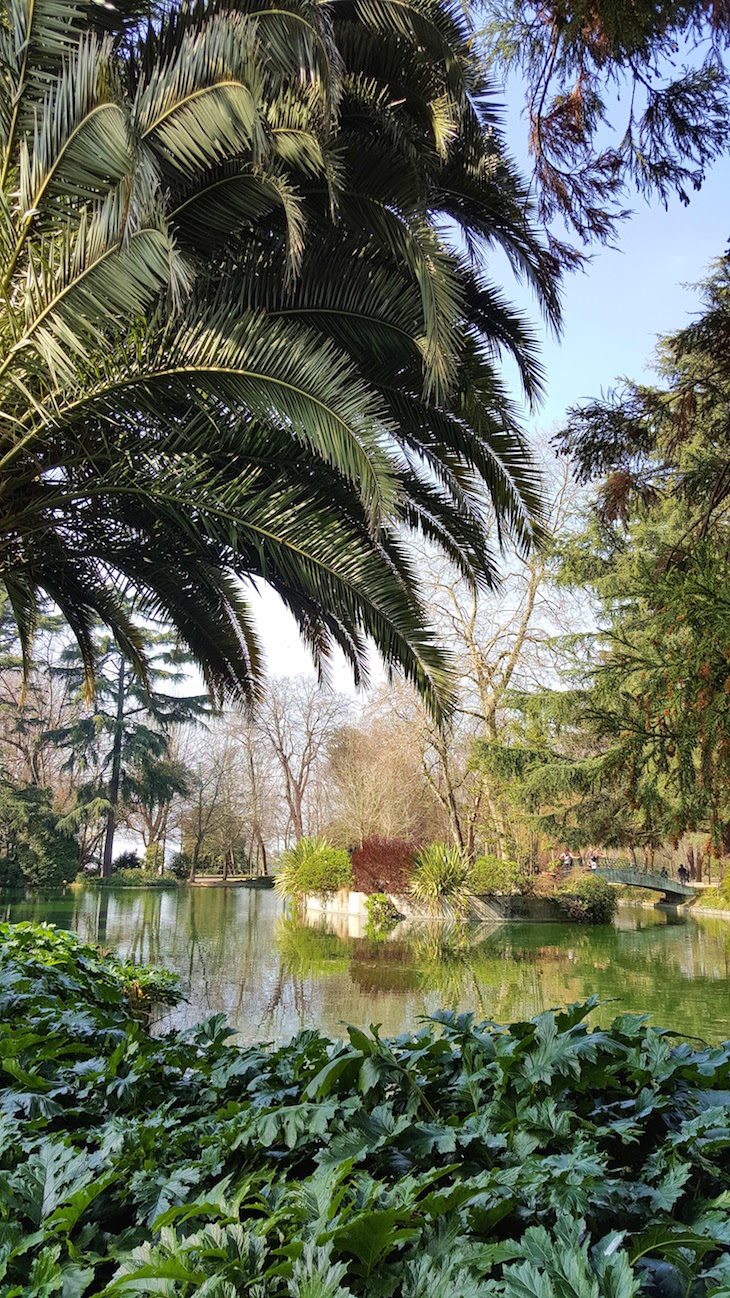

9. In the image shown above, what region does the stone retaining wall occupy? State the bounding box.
[304,890,563,925]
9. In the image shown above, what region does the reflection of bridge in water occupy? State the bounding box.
[596,868,696,906]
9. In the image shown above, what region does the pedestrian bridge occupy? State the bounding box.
[596,867,696,905]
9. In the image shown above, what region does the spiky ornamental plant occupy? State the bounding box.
[0,0,559,718]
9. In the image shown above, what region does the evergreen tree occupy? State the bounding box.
[513,261,730,873]
[50,629,207,876]
[0,780,78,886]
[481,0,730,254]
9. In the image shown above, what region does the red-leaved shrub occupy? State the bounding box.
[351,837,418,894]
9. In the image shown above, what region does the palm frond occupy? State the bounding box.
[0,0,560,718]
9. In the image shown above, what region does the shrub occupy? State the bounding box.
[351,836,418,893]
[0,921,180,1016]
[275,837,352,898]
[556,871,618,923]
[364,892,401,938]
[410,843,471,914]
[470,854,533,896]
[698,882,730,910]
[167,851,192,880]
[112,850,143,872]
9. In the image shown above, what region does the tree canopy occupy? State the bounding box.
[481,0,730,254]
[0,0,560,717]
[497,260,730,869]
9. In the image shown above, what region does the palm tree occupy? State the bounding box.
[0,0,559,718]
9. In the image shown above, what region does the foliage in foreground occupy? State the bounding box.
[0,0,558,717]
[1,924,730,1297]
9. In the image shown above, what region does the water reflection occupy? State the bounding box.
[2,886,729,1043]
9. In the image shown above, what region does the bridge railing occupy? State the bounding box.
[596,867,695,896]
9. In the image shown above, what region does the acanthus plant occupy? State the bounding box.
[0,922,729,1297]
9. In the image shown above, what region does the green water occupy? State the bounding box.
[3,885,730,1042]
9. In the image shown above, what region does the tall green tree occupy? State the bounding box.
[539,260,730,872]
[50,628,206,874]
[0,0,559,717]
[0,779,78,885]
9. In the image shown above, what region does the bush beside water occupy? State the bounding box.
[470,854,534,896]
[410,842,472,914]
[364,891,401,937]
[81,868,179,888]
[1,922,729,1297]
[276,837,619,923]
[351,836,418,893]
[275,836,353,899]
[557,871,618,923]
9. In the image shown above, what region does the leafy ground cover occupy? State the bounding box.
[1,923,730,1298]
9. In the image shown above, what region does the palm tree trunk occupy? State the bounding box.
[101,656,125,879]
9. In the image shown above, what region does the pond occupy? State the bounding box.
[3,884,730,1043]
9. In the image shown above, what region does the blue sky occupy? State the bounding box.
[258,95,730,680]
[505,138,730,440]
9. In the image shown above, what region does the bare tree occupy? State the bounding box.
[224,714,284,874]
[395,466,580,858]
[0,615,78,796]
[181,735,231,879]
[325,696,444,847]
[255,677,350,841]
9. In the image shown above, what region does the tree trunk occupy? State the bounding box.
[258,836,268,876]
[101,655,126,878]
[291,795,304,840]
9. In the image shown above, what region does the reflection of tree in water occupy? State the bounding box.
[349,938,421,994]
[0,884,97,939]
[116,890,164,965]
[248,915,338,1038]
[5,888,730,1042]
[276,916,353,979]
[184,887,274,1022]
[271,913,730,1040]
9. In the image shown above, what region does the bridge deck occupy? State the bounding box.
[596,868,695,899]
